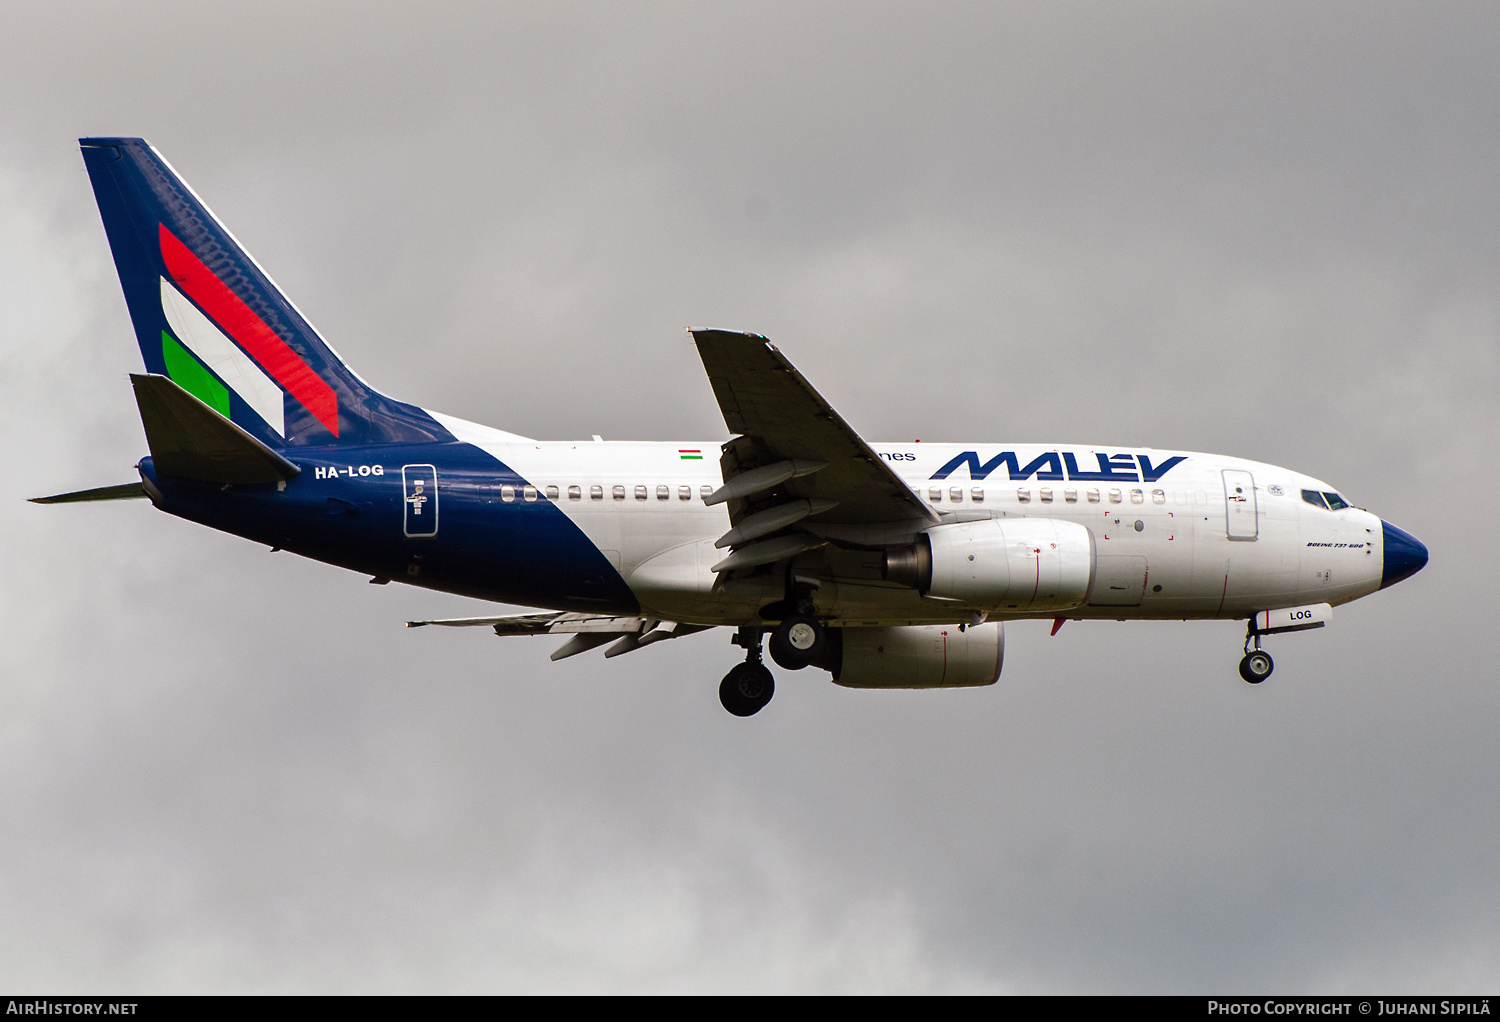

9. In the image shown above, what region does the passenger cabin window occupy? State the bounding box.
[1108,488,1122,504]
[700,485,713,500]
[634,485,648,501]
[1130,488,1144,504]
[1151,489,1165,504]
[1064,488,1078,503]
[545,485,559,500]
[1301,489,1329,510]
[678,485,691,501]
[523,486,537,502]
[612,485,625,501]
[949,487,963,503]
[970,487,984,503]
[567,485,581,500]
[656,485,669,501]
[928,487,942,502]
[1087,488,1100,503]
[1017,488,1031,503]
[500,485,515,503]
[1039,487,1053,503]
[590,484,603,500]
[1324,492,1350,510]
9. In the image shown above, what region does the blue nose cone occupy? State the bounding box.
[1381,521,1429,589]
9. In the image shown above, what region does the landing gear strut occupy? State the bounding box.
[721,627,775,716]
[1238,625,1274,684]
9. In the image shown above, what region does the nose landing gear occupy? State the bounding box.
[1238,625,1275,684]
[721,626,775,716]
[1239,649,1274,683]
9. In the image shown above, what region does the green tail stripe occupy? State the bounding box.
[161,331,231,419]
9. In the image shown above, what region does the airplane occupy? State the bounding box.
[34,137,1429,717]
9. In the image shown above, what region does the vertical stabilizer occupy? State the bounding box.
[80,138,452,448]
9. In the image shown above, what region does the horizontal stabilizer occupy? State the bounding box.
[30,482,147,504]
[132,374,300,484]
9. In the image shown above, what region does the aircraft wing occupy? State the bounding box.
[406,611,711,660]
[692,330,937,555]
[406,611,645,634]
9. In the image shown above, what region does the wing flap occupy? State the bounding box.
[408,611,714,659]
[406,611,646,635]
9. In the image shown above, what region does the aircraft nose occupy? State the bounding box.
[1380,520,1429,590]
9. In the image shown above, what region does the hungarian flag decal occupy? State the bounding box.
[159,224,339,436]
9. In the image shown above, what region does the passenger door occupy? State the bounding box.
[1222,469,1257,541]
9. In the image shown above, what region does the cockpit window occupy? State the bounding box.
[1301,489,1352,511]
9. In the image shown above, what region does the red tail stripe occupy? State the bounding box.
[159,224,338,436]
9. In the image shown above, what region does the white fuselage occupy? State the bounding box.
[439,415,1383,628]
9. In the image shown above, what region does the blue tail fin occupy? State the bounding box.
[80,137,451,448]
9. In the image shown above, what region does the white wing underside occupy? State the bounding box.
[406,611,712,659]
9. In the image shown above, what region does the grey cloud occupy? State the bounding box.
[0,2,1493,992]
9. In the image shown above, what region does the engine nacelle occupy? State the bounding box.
[885,518,1096,612]
[829,623,1005,689]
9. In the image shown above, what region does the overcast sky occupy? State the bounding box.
[1,1,1495,993]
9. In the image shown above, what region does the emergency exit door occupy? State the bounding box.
[1222,469,1257,540]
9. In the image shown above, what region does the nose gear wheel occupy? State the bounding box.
[1239,651,1274,683]
[1238,622,1274,683]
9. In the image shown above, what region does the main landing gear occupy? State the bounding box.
[1238,624,1274,684]
[764,584,827,672]
[719,588,830,715]
[720,627,775,717]
[768,613,826,670]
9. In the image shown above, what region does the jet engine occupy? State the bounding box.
[824,622,1005,689]
[884,518,1096,612]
